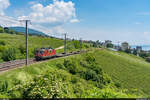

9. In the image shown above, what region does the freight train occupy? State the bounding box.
[35,47,56,61]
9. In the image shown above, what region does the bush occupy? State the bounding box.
[18,45,26,54]
[73,41,80,49]
[0,28,4,33]
[56,63,65,69]
[71,76,78,84]
[106,43,113,48]
[4,27,9,33]
[115,82,121,88]
[84,44,90,48]
[2,48,16,61]
[82,69,98,81]
[125,49,131,54]
[63,59,79,74]
[0,41,6,46]
[139,52,150,58]
[8,71,66,98]
[0,81,8,92]
[85,53,96,64]
[9,30,16,34]
[0,46,7,52]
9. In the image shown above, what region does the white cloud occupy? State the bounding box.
[16,0,79,35]
[0,0,79,36]
[20,0,78,25]
[0,0,10,15]
[0,15,65,36]
[70,19,80,23]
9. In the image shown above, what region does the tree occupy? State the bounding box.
[4,27,9,33]
[2,48,16,61]
[133,49,137,55]
[125,49,131,54]
[9,30,16,34]
[106,43,113,48]
[139,52,149,58]
[0,27,4,33]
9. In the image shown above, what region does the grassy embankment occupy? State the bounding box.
[93,49,150,96]
[0,33,85,62]
[0,49,143,98]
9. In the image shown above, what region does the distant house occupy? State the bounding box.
[136,46,142,53]
[121,42,130,51]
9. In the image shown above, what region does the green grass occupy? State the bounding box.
[93,49,150,96]
[0,33,78,62]
[0,51,140,98]
[0,33,64,49]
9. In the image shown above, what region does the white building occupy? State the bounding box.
[121,42,130,51]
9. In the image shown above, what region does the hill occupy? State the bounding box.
[93,49,150,96]
[0,33,64,62]
[0,50,140,98]
[0,33,88,63]
[8,27,48,37]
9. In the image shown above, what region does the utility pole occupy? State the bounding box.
[64,33,67,54]
[20,20,30,66]
[80,38,82,51]
[117,41,120,50]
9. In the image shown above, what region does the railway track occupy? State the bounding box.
[0,50,87,72]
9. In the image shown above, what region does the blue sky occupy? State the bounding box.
[1,0,150,45]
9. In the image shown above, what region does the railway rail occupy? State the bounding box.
[0,50,87,72]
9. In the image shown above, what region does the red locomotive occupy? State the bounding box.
[35,47,56,61]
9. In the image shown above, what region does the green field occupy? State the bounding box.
[93,49,150,96]
[1,46,150,98]
[0,50,140,98]
[0,33,65,49]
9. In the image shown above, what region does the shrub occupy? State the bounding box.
[139,52,149,58]
[0,46,7,52]
[8,71,66,98]
[18,45,26,54]
[73,40,80,49]
[9,30,16,34]
[63,59,79,74]
[71,76,78,84]
[106,43,113,48]
[84,44,90,48]
[85,53,96,64]
[125,49,131,54]
[4,27,9,33]
[56,63,65,69]
[0,28,4,33]
[115,82,121,88]
[0,41,6,46]
[82,69,98,81]
[0,81,8,92]
[2,48,16,61]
